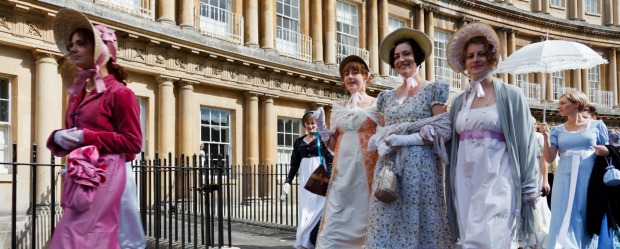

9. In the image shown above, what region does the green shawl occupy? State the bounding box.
[446,78,538,245]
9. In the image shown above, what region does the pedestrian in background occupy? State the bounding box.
[540,91,609,248]
[315,55,381,248]
[445,22,538,248]
[365,27,453,248]
[281,110,333,249]
[47,9,144,249]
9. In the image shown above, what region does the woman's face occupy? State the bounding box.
[68,32,95,70]
[304,117,317,133]
[393,43,418,78]
[342,67,367,94]
[557,96,580,116]
[465,43,492,80]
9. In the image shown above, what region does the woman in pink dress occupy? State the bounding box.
[47,9,143,249]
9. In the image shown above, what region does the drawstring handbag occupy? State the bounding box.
[304,133,330,196]
[374,157,397,203]
[603,156,620,186]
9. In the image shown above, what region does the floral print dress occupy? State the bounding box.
[366,81,453,248]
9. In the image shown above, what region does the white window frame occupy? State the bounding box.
[388,17,406,77]
[133,98,147,162]
[276,0,301,55]
[552,71,566,101]
[0,77,10,173]
[434,30,461,90]
[277,117,301,176]
[586,0,599,13]
[549,0,564,7]
[200,107,232,168]
[336,1,360,63]
[589,65,602,104]
[199,0,233,36]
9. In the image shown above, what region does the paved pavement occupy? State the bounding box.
[228,221,296,249]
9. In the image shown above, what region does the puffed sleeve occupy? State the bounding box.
[596,120,609,145]
[550,126,559,148]
[286,137,302,184]
[430,80,450,108]
[376,90,387,112]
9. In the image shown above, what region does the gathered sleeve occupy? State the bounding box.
[430,81,450,108]
[549,126,560,149]
[376,90,388,113]
[595,120,609,145]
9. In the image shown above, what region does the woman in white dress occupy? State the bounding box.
[315,55,381,248]
[282,111,333,249]
[445,22,539,248]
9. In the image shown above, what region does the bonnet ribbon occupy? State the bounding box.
[67,25,117,96]
[458,69,495,120]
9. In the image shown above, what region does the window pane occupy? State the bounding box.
[201,126,211,141]
[293,120,300,134]
[0,81,8,99]
[285,134,292,146]
[284,119,292,133]
[211,110,220,125]
[278,119,284,132]
[278,133,284,146]
[221,112,229,126]
[212,127,221,142]
[201,109,210,124]
[221,128,229,143]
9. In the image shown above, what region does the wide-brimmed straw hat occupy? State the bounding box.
[379,28,432,64]
[54,8,117,67]
[447,22,500,73]
[339,55,372,77]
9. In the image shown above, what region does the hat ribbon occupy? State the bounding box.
[67,66,107,96]
[459,69,495,121]
[95,25,117,63]
[397,65,421,105]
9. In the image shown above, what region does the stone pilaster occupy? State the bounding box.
[378,0,389,76]
[571,69,582,92]
[604,0,614,25]
[245,91,261,166]
[33,50,62,205]
[157,0,175,24]
[179,80,196,156]
[568,0,579,20]
[543,0,550,13]
[311,0,324,63]
[498,27,509,83]
[179,0,195,30]
[609,48,618,106]
[260,95,277,166]
[157,75,177,156]
[506,28,517,84]
[424,6,436,81]
[614,0,620,25]
[368,0,379,74]
[532,0,542,12]
[245,0,260,47]
[324,0,337,65]
[581,69,590,100]
[260,0,274,51]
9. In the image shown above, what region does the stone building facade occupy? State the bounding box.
[0,0,619,224]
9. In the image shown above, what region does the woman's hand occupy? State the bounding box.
[593,145,610,156]
[539,122,551,138]
[541,181,551,197]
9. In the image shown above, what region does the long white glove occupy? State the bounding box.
[280,183,291,202]
[67,129,84,144]
[312,108,330,142]
[53,127,81,150]
[385,133,424,146]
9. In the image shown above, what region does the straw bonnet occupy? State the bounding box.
[446,22,500,73]
[379,27,432,65]
[339,55,373,78]
[54,8,117,67]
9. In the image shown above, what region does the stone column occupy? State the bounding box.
[581,69,590,99]
[33,50,62,205]
[571,69,582,92]
[614,0,620,25]
[536,72,546,100]
[507,28,517,84]
[157,76,177,156]
[260,95,276,197]
[569,70,578,92]
[546,73,553,101]
[532,0,542,12]
[179,0,195,30]
[179,81,196,156]
[568,0,579,20]
[499,28,509,82]
[424,6,435,81]
[604,0,614,25]
[416,5,426,79]
[578,0,585,20]
[542,0,550,13]
[324,0,337,65]
[301,0,310,37]
[245,0,260,47]
[378,0,389,76]
[367,0,379,74]
[157,0,175,24]
[609,48,618,106]
[260,0,275,51]
[245,92,260,166]
[311,0,324,63]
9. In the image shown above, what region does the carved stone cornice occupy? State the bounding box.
[31,49,61,60]
[244,91,263,99]
[156,75,178,85]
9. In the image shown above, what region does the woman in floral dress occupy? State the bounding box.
[315,55,381,248]
[365,28,453,248]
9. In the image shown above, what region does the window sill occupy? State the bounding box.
[0,174,13,183]
[586,11,602,17]
[550,5,566,11]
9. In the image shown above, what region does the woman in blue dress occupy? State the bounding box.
[541,91,609,248]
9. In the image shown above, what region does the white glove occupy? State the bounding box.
[378,142,393,157]
[280,183,291,202]
[67,129,84,144]
[385,133,424,146]
[312,108,330,141]
[53,128,81,150]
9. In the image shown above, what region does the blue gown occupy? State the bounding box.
[546,120,608,249]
